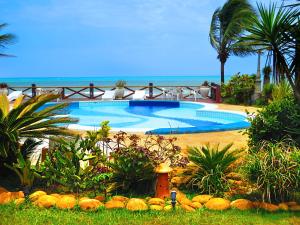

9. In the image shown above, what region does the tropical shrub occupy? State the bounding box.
[108,132,188,194]
[41,137,95,193]
[245,97,300,149]
[221,73,256,104]
[272,80,293,101]
[41,122,111,194]
[242,141,300,202]
[0,94,77,161]
[185,143,241,196]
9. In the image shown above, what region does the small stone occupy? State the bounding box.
[50,193,61,199]
[230,199,253,210]
[286,201,298,206]
[95,195,105,202]
[278,203,289,211]
[105,200,125,209]
[260,202,279,212]
[56,196,77,209]
[179,198,194,207]
[79,199,103,211]
[79,197,90,201]
[290,205,300,211]
[205,198,231,211]
[252,201,262,208]
[181,204,195,212]
[0,191,24,204]
[112,196,129,202]
[0,187,8,194]
[14,198,25,206]
[192,195,213,204]
[150,205,163,211]
[126,198,148,211]
[35,195,58,208]
[164,205,173,211]
[29,191,47,202]
[148,198,165,206]
[191,202,202,209]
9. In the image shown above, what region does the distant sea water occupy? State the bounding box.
[0,75,230,87]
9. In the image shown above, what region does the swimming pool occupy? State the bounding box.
[51,100,250,134]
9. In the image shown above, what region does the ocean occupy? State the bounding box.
[0,75,229,87]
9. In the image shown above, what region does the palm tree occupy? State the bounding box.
[0,23,16,57]
[242,3,300,103]
[0,94,78,160]
[209,0,255,84]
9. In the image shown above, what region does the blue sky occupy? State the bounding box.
[0,0,285,78]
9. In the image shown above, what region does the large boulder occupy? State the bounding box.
[0,191,24,204]
[192,195,213,204]
[230,199,253,210]
[79,199,103,211]
[126,198,148,211]
[112,196,128,202]
[56,196,77,209]
[205,198,231,211]
[148,198,165,206]
[29,191,47,202]
[35,195,58,208]
[105,200,125,209]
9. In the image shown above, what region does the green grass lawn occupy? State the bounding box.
[1,204,300,225]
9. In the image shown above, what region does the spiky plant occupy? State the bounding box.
[241,3,300,103]
[0,94,77,160]
[4,139,42,188]
[209,0,255,83]
[186,143,241,196]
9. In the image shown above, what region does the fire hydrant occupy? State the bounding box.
[155,163,172,199]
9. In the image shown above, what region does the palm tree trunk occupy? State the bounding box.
[221,61,225,84]
[272,52,277,83]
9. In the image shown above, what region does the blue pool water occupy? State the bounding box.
[50,101,250,134]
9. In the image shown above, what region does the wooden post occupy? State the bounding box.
[149,83,153,99]
[61,87,65,99]
[41,148,48,162]
[215,84,221,103]
[32,84,36,97]
[90,83,94,99]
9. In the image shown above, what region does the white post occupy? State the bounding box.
[253,50,262,101]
